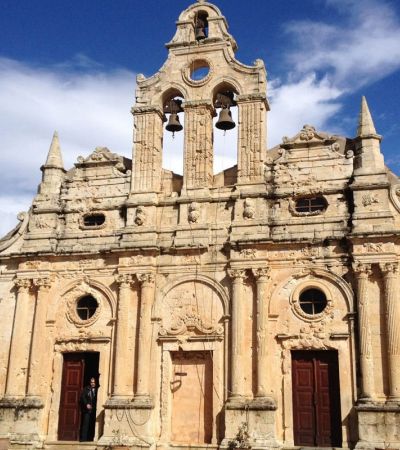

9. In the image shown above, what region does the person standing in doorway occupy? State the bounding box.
[80,377,97,441]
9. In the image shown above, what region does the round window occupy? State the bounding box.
[77,295,98,320]
[299,289,327,315]
[190,60,210,81]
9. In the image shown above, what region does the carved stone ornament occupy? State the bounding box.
[379,261,399,276]
[33,277,52,291]
[252,267,271,280]
[227,268,247,281]
[243,198,256,220]
[281,125,336,149]
[65,280,103,328]
[362,193,379,207]
[115,273,134,287]
[14,278,32,292]
[352,262,372,277]
[389,184,400,213]
[188,202,200,223]
[240,248,257,259]
[159,282,224,337]
[137,273,155,285]
[134,206,146,226]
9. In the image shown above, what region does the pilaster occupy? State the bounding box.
[183,101,214,190]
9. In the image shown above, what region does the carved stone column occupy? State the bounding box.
[27,277,52,398]
[380,262,400,400]
[228,269,247,400]
[183,101,214,189]
[134,273,155,404]
[5,278,32,398]
[113,274,134,398]
[131,106,164,193]
[252,267,271,399]
[353,263,374,400]
[236,95,268,184]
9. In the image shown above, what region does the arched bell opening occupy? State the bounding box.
[195,11,209,41]
[212,84,238,183]
[162,89,185,194]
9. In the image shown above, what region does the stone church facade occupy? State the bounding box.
[0,1,400,449]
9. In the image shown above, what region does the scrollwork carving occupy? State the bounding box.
[228,269,247,281]
[137,273,155,286]
[14,278,32,292]
[252,267,271,280]
[33,278,52,292]
[353,262,372,278]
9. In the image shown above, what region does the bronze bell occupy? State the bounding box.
[216,107,236,131]
[195,27,206,41]
[166,113,183,136]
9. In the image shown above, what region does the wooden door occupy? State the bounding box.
[58,354,84,441]
[292,351,342,447]
[171,352,213,444]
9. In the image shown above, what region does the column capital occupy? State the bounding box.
[14,278,32,292]
[33,277,52,292]
[228,268,247,281]
[115,273,134,287]
[137,273,155,286]
[252,267,271,281]
[353,262,372,278]
[379,262,399,277]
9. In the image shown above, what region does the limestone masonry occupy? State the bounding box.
[0,1,399,449]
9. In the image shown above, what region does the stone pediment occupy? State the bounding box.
[281,125,336,149]
[75,147,127,172]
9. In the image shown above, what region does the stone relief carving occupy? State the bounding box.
[243,198,256,220]
[240,249,257,259]
[159,282,224,337]
[188,202,200,223]
[134,206,147,226]
[362,193,379,207]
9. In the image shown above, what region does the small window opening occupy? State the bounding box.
[83,213,105,227]
[190,60,210,81]
[77,295,98,320]
[195,11,209,40]
[295,197,327,213]
[299,289,327,315]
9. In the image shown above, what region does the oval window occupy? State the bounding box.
[299,289,327,315]
[77,295,98,320]
[295,197,327,213]
[83,213,105,227]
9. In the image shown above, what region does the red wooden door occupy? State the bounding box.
[58,354,84,441]
[292,351,342,447]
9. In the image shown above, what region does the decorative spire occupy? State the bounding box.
[357,96,377,137]
[44,131,64,169]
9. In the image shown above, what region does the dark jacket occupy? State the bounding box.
[80,386,97,412]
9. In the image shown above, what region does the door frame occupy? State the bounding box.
[46,338,111,443]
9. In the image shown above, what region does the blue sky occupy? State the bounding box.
[1,0,400,235]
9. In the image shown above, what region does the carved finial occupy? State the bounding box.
[44,131,64,169]
[357,96,377,137]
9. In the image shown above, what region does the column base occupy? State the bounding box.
[356,402,400,450]
[0,397,44,447]
[223,398,278,450]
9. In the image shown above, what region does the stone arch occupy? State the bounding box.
[211,78,243,100]
[178,2,223,22]
[269,268,354,317]
[159,84,188,109]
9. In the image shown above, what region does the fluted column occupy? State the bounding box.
[113,274,134,398]
[228,269,247,400]
[135,273,155,403]
[380,262,400,401]
[353,263,374,400]
[27,277,52,398]
[5,278,32,398]
[252,267,271,398]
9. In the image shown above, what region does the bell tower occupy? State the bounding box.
[129,0,268,200]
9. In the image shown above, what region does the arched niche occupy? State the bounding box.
[269,268,354,318]
[154,274,229,337]
[212,81,240,177]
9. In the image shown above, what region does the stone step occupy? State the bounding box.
[44,442,97,450]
